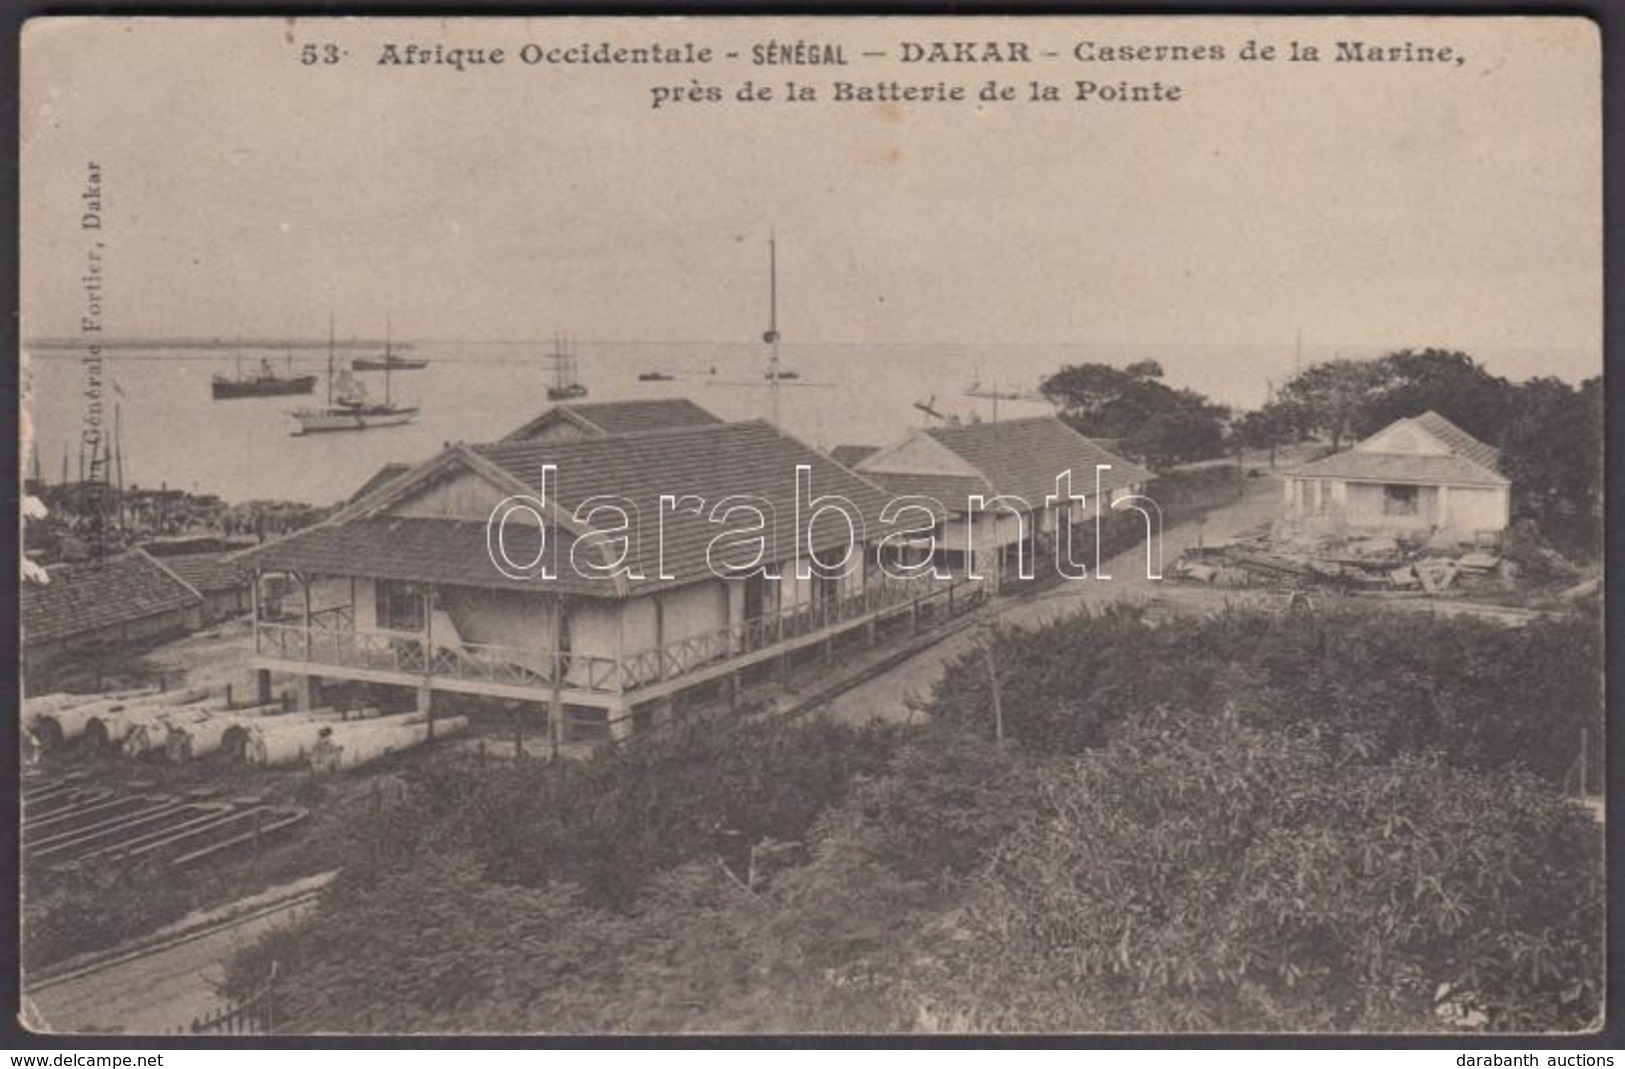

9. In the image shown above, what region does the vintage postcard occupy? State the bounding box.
[17,16,1603,1037]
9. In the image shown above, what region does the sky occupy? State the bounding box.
[21,16,1603,386]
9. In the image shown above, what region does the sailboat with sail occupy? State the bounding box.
[292,318,420,434]
[545,333,588,401]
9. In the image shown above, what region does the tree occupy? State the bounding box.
[1275,358,1385,451]
[1041,363,1230,467]
[1352,348,1511,444]
[1499,376,1603,557]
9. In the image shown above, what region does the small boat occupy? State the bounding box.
[637,370,676,382]
[351,319,425,370]
[765,368,800,381]
[212,355,317,399]
[292,404,419,434]
[545,333,588,401]
[351,353,427,372]
[293,317,419,434]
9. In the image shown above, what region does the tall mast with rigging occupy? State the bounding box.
[326,312,336,407]
[384,314,392,407]
[764,230,782,428]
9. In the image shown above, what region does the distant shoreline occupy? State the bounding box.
[25,337,412,352]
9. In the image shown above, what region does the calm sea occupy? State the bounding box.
[21,339,1302,507]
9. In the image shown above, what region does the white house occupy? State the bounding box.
[1282,410,1510,543]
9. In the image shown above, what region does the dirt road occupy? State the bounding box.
[821,474,1282,725]
[23,874,331,1036]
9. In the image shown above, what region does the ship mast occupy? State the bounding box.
[764,230,782,428]
[384,314,392,407]
[326,312,336,407]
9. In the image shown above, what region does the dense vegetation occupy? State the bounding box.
[227,606,1603,1034]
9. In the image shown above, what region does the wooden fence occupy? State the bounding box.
[189,961,278,1035]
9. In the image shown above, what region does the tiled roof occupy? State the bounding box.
[923,417,1155,504]
[239,516,606,597]
[1286,411,1508,487]
[1285,451,1508,487]
[831,444,880,468]
[1411,411,1501,471]
[243,421,900,595]
[475,422,896,587]
[22,550,203,646]
[158,552,249,594]
[860,471,988,514]
[502,398,723,442]
[349,463,414,504]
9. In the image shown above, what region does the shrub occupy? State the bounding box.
[928,707,1603,1032]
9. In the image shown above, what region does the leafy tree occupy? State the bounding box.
[1275,357,1385,451]
[1041,363,1230,467]
[1499,376,1603,557]
[1351,348,1511,444]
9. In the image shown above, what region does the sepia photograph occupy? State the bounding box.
[15,15,1606,1038]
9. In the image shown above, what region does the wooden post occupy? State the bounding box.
[654,595,667,682]
[300,573,313,660]
[981,632,1004,744]
[225,683,234,710]
[422,585,435,739]
[730,672,742,712]
[250,570,262,651]
[549,597,566,759]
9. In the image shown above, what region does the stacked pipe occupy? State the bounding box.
[307,713,469,773]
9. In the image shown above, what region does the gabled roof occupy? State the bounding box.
[830,444,880,469]
[348,462,414,504]
[1286,411,1508,487]
[242,516,600,595]
[22,549,204,646]
[501,398,723,442]
[858,472,988,510]
[157,551,250,594]
[906,417,1155,508]
[1284,452,1508,487]
[240,421,900,596]
[1410,411,1501,470]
